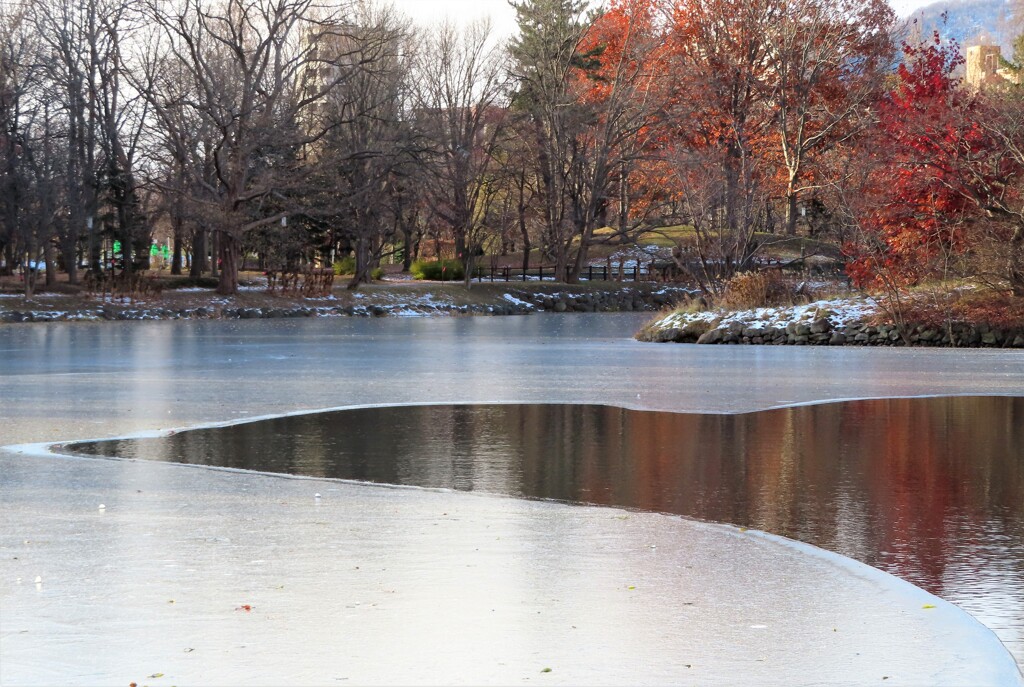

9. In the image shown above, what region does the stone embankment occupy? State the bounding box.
[644,317,1024,348]
[0,285,689,323]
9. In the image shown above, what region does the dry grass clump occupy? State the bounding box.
[719,270,792,310]
[893,289,1024,329]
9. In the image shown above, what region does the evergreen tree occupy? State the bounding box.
[507,0,601,282]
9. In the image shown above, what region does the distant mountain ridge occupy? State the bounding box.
[906,0,1018,50]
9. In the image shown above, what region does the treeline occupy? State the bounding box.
[1,0,1023,299]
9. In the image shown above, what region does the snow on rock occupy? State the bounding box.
[653,296,879,333]
[502,293,535,309]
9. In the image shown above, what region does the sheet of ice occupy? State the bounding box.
[2,450,1019,686]
[1,315,1022,685]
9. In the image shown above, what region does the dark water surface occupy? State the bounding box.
[66,396,1024,659]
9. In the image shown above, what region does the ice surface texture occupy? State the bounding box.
[2,315,1022,685]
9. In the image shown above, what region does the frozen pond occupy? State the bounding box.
[63,398,1024,666]
[3,314,1024,684]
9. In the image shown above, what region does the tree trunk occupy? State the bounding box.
[215,230,239,295]
[190,228,206,277]
[347,236,371,290]
[44,242,57,287]
[553,239,568,284]
[171,217,183,275]
[88,228,101,273]
[63,234,79,285]
[568,229,590,284]
[22,249,36,299]
[519,190,531,275]
[1010,226,1024,297]
[2,244,13,276]
[784,180,799,236]
[210,231,219,278]
[402,229,413,272]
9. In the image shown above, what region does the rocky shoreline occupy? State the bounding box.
[642,315,1024,348]
[9,284,1022,349]
[0,284,689,323]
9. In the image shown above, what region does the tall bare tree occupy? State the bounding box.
[509,0,594,283]
[145,0,366,294]
[0,4,34,284]
[313,1,418,288]
[763,0,896,235]
[414,19,509,286]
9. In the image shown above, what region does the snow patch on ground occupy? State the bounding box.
[502,293,534,308]
[654,296,879,332]
[589,245,670,270]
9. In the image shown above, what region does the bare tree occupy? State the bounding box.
[510,0,663,282]
[763,0,896,235]
[509,0,594,283]
[0,3,24,276]
[414,19,509,286]
[560,1,666,281]
[145,0,367,294]
[310,1,418,289]
[0,2,61,296]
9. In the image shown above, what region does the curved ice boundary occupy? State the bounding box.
[4,401,1019,683]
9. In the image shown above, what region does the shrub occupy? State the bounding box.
[164,276,219,290]
[371,267,384,281]
[720,270,790,310]
[333,256,356,276]
[38,282,84,295]
[411,259,464,281]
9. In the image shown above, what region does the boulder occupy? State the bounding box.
[655,328,681,343]
[696,328,723,345]
[809,318,831,334]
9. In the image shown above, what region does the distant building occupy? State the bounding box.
[965,44,1021,88]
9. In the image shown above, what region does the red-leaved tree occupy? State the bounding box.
[849,34,1024,298]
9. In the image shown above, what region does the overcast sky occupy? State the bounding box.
[389,0,937,38]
